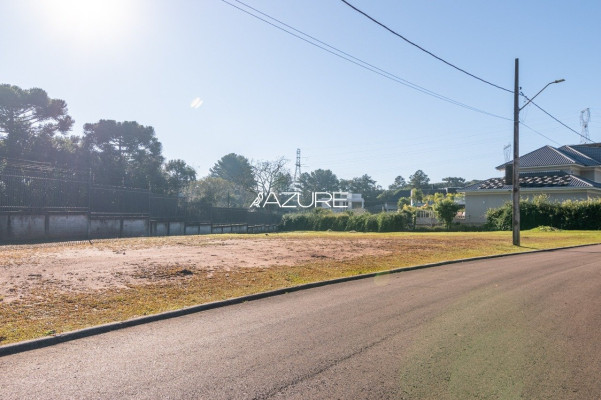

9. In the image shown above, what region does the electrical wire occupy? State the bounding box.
[519,122,561,145]
[340,0,594,144]
[303,129,509,159]
[339,0,513,93]
[220,0,511,121]
[520,93,592,143]
[223,0,590,168]
[312,137,500,168]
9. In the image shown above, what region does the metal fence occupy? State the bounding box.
[0,173,88,211]
[0,159,280,225]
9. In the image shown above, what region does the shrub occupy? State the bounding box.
[316,213,336,231]
[485,203,512,230]
[331,213,350,231]
[530,226,561,232]
[377,211,413,232]
[397,197,411,208]
[433,198,462,230]
[279,212,315,231]
[485,198,601,230]
[364,214,379,232]
[346,213,370,232]
[280,205,483,233]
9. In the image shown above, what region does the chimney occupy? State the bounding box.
[505,164,513,185]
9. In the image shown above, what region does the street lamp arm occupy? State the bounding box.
[519,79,565,111]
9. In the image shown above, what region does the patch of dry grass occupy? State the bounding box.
[1,230,601,346]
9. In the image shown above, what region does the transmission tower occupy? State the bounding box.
[580,108,591,144]
[293,148,302,189]
[503,143,512,163]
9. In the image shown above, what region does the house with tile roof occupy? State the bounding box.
[463,143,601,223]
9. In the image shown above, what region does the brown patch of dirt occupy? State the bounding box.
[0,236,394,302]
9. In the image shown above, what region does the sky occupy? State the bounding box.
[1,0,600,188]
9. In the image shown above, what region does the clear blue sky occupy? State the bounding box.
[1,0,600,187]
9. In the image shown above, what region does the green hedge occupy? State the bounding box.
[279,209,415,232]
[486,199,601,230]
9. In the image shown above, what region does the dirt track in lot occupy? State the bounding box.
[0,235,394,303]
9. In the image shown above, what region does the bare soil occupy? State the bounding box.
[0,235,393,303]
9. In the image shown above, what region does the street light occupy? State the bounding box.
[512,58,564,246]
[520,79,565,111]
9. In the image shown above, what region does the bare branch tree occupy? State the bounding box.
[253,157,290,196]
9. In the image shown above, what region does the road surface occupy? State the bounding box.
[2,245,601,399]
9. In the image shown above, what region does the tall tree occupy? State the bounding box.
[340,174,382,202]
[209,153,256,192]
[441,176,466,187]
[463,179,480,187]
[0,84,74,161]
[164,159,196,195]
[273,171,293,193]
[48,135,87,170]
[409,170,430,189]
[83,120,165,189]
[298,169,340,193]
[185,176,239,208]
[388,175,407,190]
[253,157,290,195]
[209,153,257,207]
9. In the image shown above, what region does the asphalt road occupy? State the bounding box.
[2,245,601,399]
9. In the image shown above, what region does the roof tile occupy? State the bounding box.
[497,143,601,169]
[463,171,601,191]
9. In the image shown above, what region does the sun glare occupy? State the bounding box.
[41,0,133,42]
[190,97,204,109]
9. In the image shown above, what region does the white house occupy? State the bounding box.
[463,143,601,223]
[318,192,365,212]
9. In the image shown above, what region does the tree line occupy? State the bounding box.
[0,84,196,195]
[1,83,474,208]
[188,153,475,209]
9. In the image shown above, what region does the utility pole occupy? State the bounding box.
[511,58,564,246]
[513,58,520,246]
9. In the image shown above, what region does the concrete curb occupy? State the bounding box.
[1,242,598,357]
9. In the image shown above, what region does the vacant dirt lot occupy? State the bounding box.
[0,234,394,303]
[2,231,601,345]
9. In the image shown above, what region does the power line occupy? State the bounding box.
[316,140,501,171]
[220,0,511,121]
[339,0,513,93]
[303,129,508,159]
[520,92,592,143]
[519,122,561,145]
[223,0,590,149]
